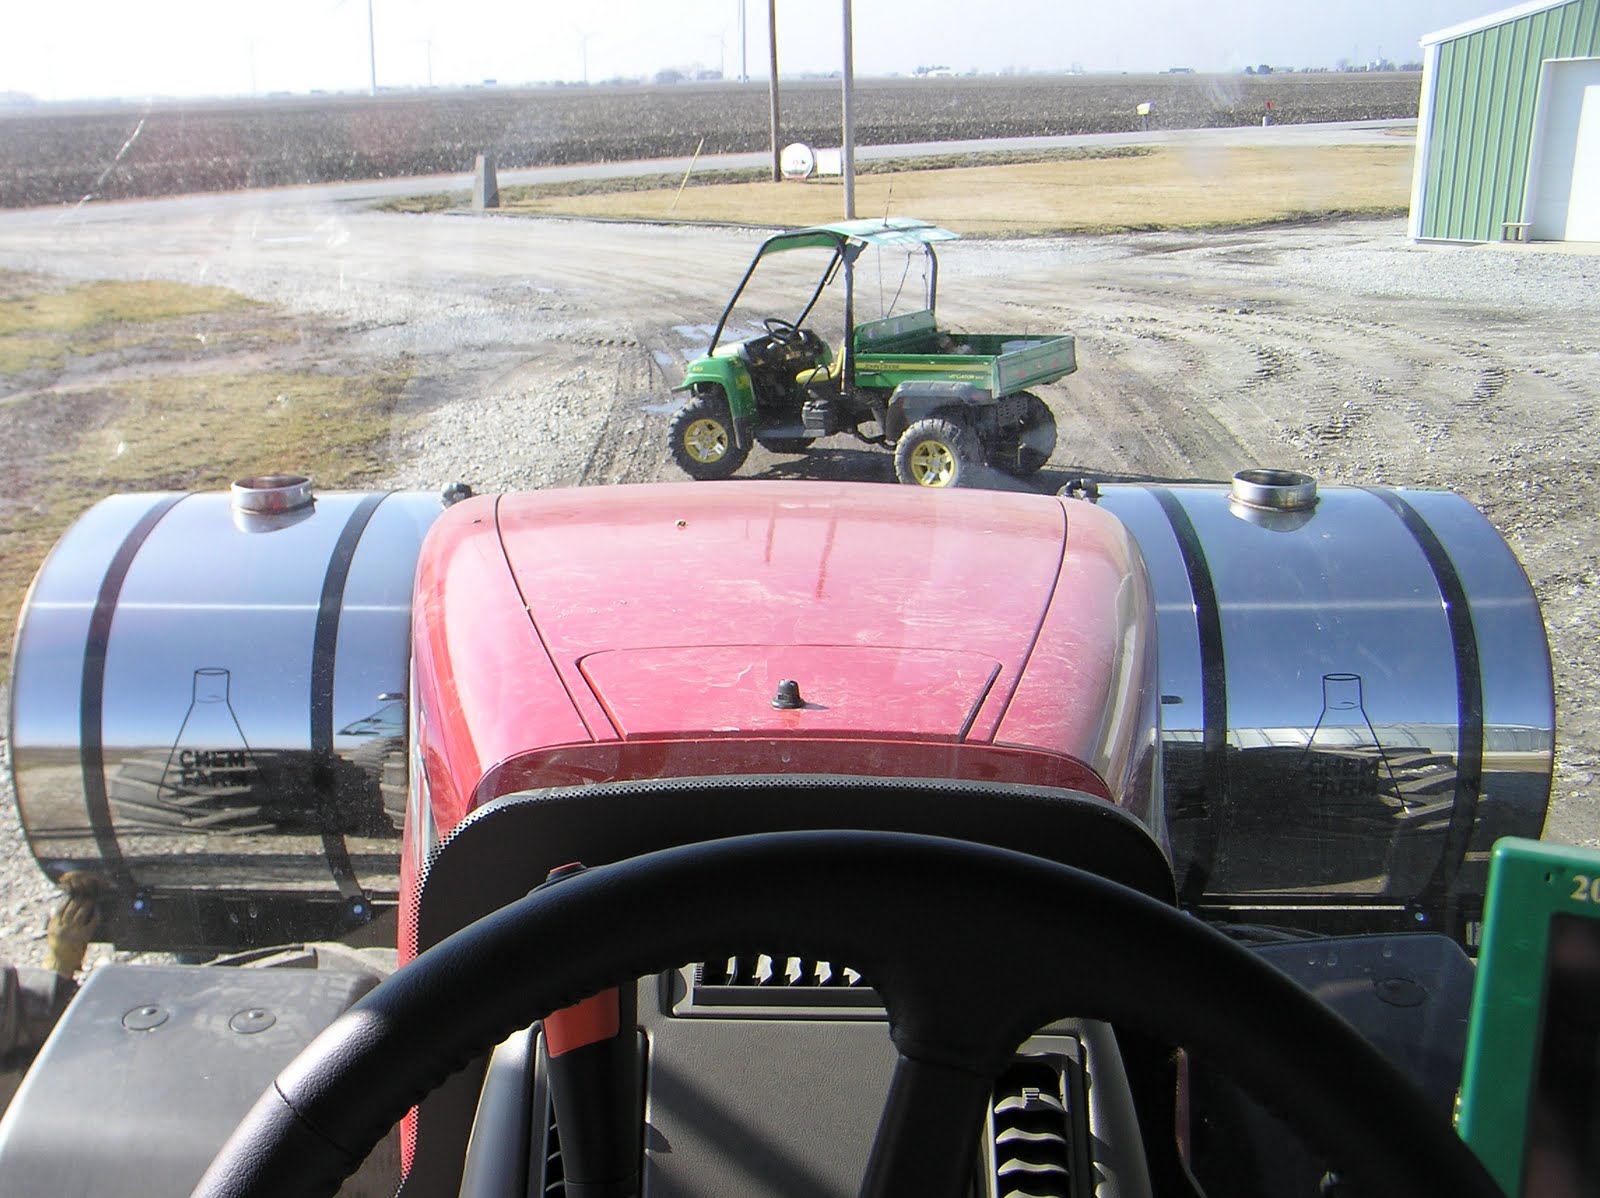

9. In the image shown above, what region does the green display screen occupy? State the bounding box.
[1522,913,1600,1197]
[1461,839,1600,1197]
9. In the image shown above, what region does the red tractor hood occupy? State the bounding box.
[510,483,1055,740]
[409,481,1158,832]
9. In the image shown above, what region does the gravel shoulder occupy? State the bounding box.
[0,200,1596,969]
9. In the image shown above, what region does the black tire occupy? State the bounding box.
[894,416,981,487]
[669,389,750,480]
[757,437,812,455]
[347,737,410,833]
[998,391,1057,477]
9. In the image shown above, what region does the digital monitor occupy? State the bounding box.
[1460,838,1600,1197]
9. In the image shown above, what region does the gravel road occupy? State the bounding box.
[1,192,1597,970]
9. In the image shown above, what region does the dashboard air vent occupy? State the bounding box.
[538,1094,565,1195]
[689,954,882,1009]
[988,1048,1089,1198]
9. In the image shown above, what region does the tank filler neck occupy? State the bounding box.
[230,474,315,533]
[1228,469,1318,532]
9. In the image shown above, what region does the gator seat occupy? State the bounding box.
[795,352,842,389]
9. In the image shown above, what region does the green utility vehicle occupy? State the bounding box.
[669,218,1077,487]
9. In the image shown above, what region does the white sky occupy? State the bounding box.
[3,0,1502,101]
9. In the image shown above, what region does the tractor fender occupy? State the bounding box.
[884,381,993,444]
[677,356,757,449]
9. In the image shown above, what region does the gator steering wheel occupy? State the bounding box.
[763,316,805,345]
[192,831,1505,1198]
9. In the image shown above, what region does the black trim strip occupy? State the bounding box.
[311,492,390,909]
[80,494,187,890]
[1364,487,1484,937]
[1149,489,1227,905]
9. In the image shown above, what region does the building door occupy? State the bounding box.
[1527,57,1600,242]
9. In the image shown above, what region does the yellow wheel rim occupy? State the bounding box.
[909,439,957,486]
[684,418,730,464]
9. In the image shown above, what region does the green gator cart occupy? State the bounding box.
[669,218,1076,487]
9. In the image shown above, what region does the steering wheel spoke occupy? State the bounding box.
[860,1053,995,1198]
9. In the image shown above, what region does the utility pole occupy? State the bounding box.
[768,0,781,181]
[367,0,377,95]
[841,0,855,218]
[739,0,748,82]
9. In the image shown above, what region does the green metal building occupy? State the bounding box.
[1410,0,1600,242]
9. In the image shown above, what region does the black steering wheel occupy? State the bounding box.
[763,315,805,345]
[191,831,1506,1198]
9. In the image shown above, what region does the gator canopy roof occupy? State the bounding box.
[761,216,962,253]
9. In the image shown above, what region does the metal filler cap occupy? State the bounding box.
[231,474,314,514]
[1230,468,1318,512]
[230,474,316,533]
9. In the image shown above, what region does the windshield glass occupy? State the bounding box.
[0,10,1594,1191]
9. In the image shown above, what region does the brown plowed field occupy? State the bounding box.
[0,72,1419,208]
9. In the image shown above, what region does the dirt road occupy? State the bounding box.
[363,212,1597,859]
[0,193,1596,967]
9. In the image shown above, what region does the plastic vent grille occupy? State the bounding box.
[538,1083,566,1195]
[988,1048,1088,1198]
[689,954,882,1008]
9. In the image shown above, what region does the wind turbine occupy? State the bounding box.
[737,0,747,82]
[331,0,377,95]
[706,29,727,79]
[577,28,596,86]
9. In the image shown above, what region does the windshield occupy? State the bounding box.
[0,3,1596,1194]
[3,0,1590,956]
[711,234,940,356]
[714,241,849,350]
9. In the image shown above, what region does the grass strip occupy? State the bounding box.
[0,274,409,680]
[0,275,261,376]
[372,145,1154,214]
[487,145,1414,236]
[0,278,255,336]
